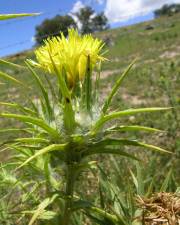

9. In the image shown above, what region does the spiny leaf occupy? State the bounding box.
[0,113,59,138]
[0,102,37,116]
[26,61,53,121]
[102,59,136,114]
[105,125,162,134]
[0,59,26,69]
[86,206,119,224]
[73,161,97,174]
[15,138,49,144]
[84,55,92,113]
[48,53,70,99]
[47,55,76,132]
[0,70,24,85]
[0,128,28,133]
[92,107,171,134]
[16,144,67,170]
[92,138,171,154]
[0,13,40,21]
[86,148,139,160]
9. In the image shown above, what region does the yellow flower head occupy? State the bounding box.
[34,29,106,87]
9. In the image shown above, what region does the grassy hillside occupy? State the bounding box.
[0,14,179,175]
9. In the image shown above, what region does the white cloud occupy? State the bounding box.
[31,36,36,43]
[105,0,180,23]
[69,1,85,29]
[71,0,85,14]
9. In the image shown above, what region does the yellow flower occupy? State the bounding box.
[33,29,106,87]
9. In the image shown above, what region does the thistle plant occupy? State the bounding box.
[0,28,171,225]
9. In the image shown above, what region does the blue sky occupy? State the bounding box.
[0,0,179,57]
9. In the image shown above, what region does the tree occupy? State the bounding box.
[154,4,180,18]
[91,12,109,32]
[75,6,109,34]
[35,15,77,45]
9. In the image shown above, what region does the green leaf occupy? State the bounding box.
[44,73,59,103]
[0,59,26,69]
[84,143,139,160]
[106,125,162,134]
[102,59,136,114]
[72,199,93,211]
[0,102,37,116]
[92,138,171,154]
[0,113,59,139]
[16,144,67,170]
[73,161,97,174]
[48,54,71,99]
[0,128,28,133]
[15,138,49,144]
[28,194,58,225]
[25,61,53,121]
[0,13,40,21]
[0,70,24,85]
[92,148,139,160]
[39,211,58,220]
[75,200,121,224]
[86,206,119,224]
[47,55,76,132]
[92,107,171,134]
[84,55,92,113]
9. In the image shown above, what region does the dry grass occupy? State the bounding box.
[136,192,180,224]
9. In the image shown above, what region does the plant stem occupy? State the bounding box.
[62,164,75,225]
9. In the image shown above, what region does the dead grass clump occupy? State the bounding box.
[136,192,180,224]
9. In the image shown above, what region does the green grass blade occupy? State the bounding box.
[135,162,144,196]
[0,13,40,21]
[160,168,172,192]
[16,144,67,170]
[102,59,136,114]
[129,169,139,194]
[130,163,144,196]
